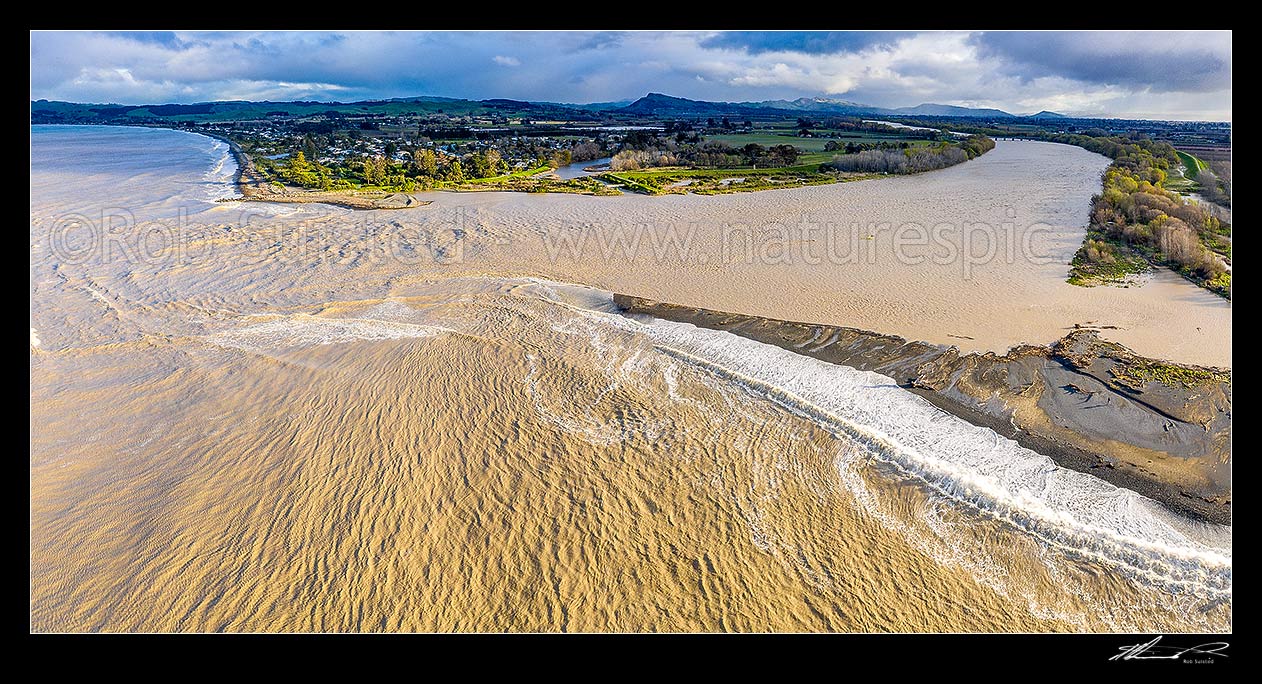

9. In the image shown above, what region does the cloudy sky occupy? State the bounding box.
[30,30,1232,120]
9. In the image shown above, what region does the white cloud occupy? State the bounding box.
[212,80,351,102]
[28,30,1232,120]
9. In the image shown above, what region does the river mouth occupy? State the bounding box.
[30,126,1230,632]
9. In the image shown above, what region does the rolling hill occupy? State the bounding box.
[32,91,1033,126]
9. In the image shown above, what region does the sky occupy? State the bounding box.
[30,30,1232,121]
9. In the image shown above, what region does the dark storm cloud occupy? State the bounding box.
[971,31,1231,92]
[701,31,917,54]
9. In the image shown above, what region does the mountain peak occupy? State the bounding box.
[620,93,734,115]
[619,93,1017,119]
[641,92,688,102]
[893,103,1015,118]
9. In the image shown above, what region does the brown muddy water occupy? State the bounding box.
[30,126,1230,632]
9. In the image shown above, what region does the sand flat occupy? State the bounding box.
[341,139,1227,367]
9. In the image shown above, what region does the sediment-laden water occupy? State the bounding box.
[30,126,1230,631]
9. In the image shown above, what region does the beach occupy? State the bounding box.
[615,294,1231,524]
[202,130,432,210]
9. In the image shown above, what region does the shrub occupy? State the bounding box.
[1084,239,1116,263]
[610,150,642,171]
[1155,219,1203,267]
[1193,252,1227,278]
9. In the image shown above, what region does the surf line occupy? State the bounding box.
[651,341,1230,599]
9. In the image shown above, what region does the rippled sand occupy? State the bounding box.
[30,129,1231,632]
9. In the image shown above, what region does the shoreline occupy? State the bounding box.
[197,129,433,211]
[614,294,1231,525]
[46,122,987,205]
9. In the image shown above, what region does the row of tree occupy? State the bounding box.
[609,140,799,171]
[824,140,913,154]
[822,136,994,174]
[1196,165,1231,207]
[268,135,621,192]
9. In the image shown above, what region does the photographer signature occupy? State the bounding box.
[1111,636,1229,661]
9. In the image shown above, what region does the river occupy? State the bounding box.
[553,156,613,179]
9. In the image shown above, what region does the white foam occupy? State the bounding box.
[207,314,449,352]
[639,320,1230,597]
[498,277,1230,598]
[202,138,241,202]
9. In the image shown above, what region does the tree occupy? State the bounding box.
[415,149,438,176]
[621,130,658,151]
[468,149,505,178]
[484,148,504,176]
[384,141,398,158]
[288,150,311,175]
[569,142,602,163]
[445,159,466,183]
[722,117,732,129]
[610,149,643,171]
[550,149,572,168]
[362,155,387,185]
[300,135,318,162]
[768,144,799,167]
[742,143,766,165]
[470,152,491,178]
[1197,168,1230,206]
[315,165,332,191]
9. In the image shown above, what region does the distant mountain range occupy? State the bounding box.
[612,92,1039,119]
[31,91,1067,125]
